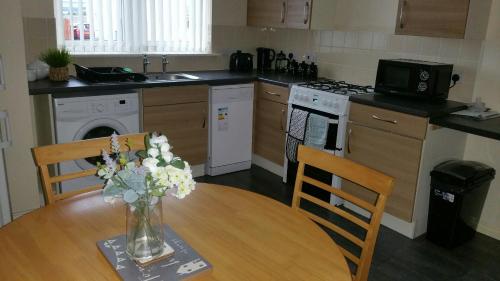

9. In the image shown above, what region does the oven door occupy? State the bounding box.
[285,104,343,203]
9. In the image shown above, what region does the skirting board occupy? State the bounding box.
[252,154,284,177]
[477,224,500,241]
[206,161,252,176]
[344,201,419,239]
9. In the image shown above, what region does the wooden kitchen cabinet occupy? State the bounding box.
[247,0,312,29]
[311,0,398,33]
[142,85,209,165]
[395,0,470,38]
[343,122,423,222]
[253,82,289,165]
[248,0,286,28]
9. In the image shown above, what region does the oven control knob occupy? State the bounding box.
[418,82,428,92]
[420,70,430,81]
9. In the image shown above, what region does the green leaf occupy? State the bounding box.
[170,158,185,170]
[136,150,148,159]
[39,48,71,67]
[157,158,168,167]
[123,190,139,203]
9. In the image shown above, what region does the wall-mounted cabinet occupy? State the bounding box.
[247,0,312,29]
[395,0,470,38]
[311,0,398,33]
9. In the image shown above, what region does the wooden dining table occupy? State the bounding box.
[0,183,351,281]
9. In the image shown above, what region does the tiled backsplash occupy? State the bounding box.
[264,29,484,103]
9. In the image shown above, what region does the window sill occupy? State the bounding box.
[71,52,222,58]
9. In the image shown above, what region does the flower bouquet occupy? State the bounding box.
[97,132,196,264]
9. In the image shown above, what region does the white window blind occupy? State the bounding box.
[54,0,212,54]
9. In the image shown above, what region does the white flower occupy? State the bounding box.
[142,157,160,173]
[111,132,120,153]
[162,151,173,162]
[149,133,168,147]
[148,148,160,158]
[160,142,171,154]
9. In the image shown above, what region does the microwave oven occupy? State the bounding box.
[375,59,453,99]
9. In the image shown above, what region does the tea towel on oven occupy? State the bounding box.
[286,108,309,163]
[304,113,329,150]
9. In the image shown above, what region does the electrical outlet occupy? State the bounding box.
[0,55,5,91]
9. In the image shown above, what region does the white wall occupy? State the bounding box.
[0,0,41,217]
[463,0,500,240]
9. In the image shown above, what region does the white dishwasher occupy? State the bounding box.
[207,84,254,176]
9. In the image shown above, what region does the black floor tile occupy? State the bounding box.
[195,165,500,281]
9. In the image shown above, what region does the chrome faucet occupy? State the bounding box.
[161,55,169,74]
[142,54,150,74]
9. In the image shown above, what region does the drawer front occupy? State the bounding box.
[257,82,289,104]
[349,103,428,139]
[143,85,209,106]
[343,122,423,222]
[254,99,287,165]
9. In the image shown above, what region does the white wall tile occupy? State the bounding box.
[460,40,483,60]
[372,33,388,50]
[344,32,358,48]
[332,31,346,48]
[419,37,441,57]
[439,38,462,58]
[358,32,373,50]
[320,31,333,47]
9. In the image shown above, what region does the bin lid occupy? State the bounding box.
[431,160,495,188]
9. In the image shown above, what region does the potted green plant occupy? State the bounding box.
[40,48,71,81]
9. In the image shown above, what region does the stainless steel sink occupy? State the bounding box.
[146,73,200,81]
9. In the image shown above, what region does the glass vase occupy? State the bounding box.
[126,197,171,264]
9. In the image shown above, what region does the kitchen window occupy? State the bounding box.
[54,0,212,54]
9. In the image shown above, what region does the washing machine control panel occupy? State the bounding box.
[55,93,139,120]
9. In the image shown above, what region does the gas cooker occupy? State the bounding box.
[289,79,374,115]
[299,79,374,95]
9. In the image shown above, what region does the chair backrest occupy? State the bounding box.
[32,133,147,205]
[292,145,394,281]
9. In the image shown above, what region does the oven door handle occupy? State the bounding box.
[280,108,286,131]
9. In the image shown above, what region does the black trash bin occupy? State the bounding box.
[427,160,495,248]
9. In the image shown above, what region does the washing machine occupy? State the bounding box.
[53,91,140,192]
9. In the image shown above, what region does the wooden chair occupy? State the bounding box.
[32,133,147,205]
[292,145,394,281]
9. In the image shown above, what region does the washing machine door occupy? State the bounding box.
[73,118,130,170]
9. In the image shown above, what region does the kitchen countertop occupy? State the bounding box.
[349,94,468,118]
[430,114,500,141]
[28,70,311,95]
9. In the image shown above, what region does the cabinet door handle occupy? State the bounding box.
[347,128,352,154]
[372,114,398,124]
[281,1,286,23]
[280,108,286,131]
[202,110,206,128]
[399,0,407,29]
[303,2,310,24]
[265,90,281,97]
